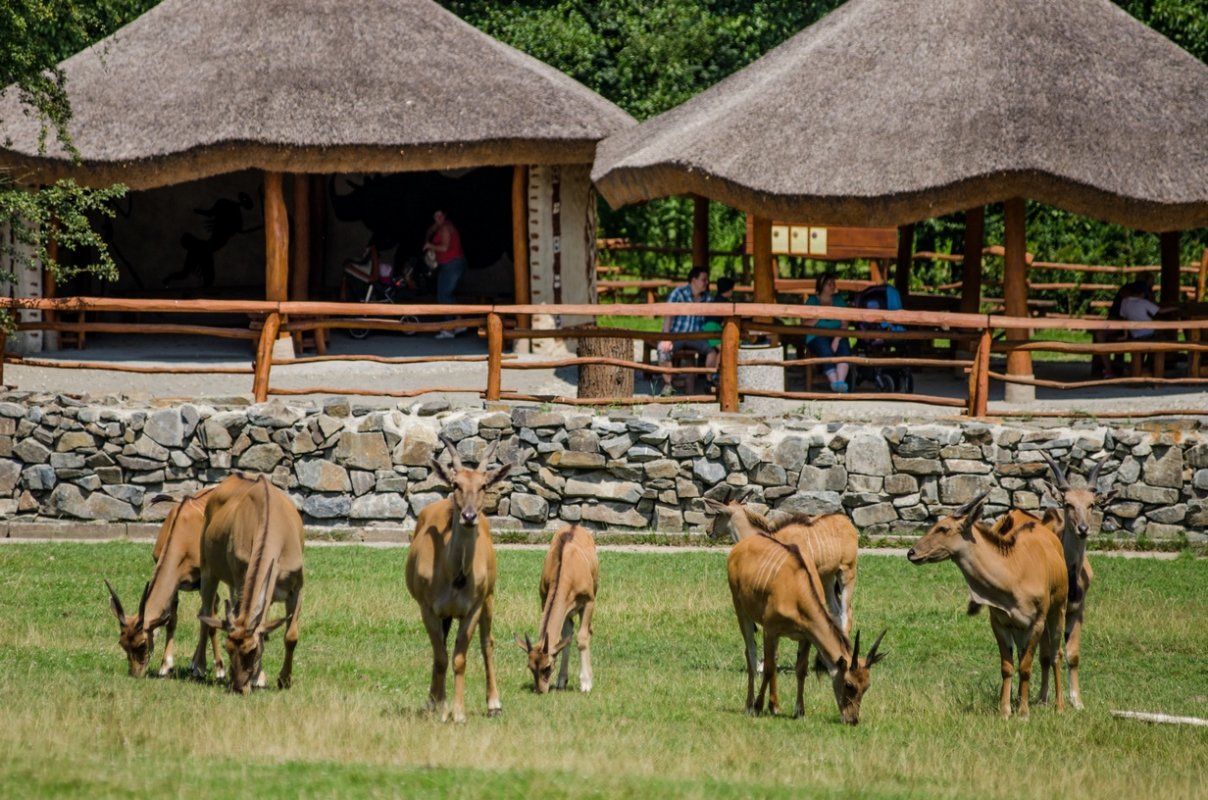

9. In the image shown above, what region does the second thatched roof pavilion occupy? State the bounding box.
[593,0,1208,399]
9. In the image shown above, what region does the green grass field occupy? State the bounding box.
[1,542,1205,798]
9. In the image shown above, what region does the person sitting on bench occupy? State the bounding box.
[657,267,714,395]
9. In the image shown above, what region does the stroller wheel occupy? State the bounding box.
[348,327,370,341]
[876,373,896,392]
[399,315,420,335]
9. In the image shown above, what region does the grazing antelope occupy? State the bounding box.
[907,491,1067,718]
[195,473,305,694]
[516,525,599,693]
[406,436,510,722]
[1037,452,1115,710]
[105,492,224,678]
[704,497,858,635]
[728,531,886,724]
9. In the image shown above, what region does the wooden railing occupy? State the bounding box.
[3,296,1208,417]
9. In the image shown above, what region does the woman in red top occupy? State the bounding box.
[423,209,468,338]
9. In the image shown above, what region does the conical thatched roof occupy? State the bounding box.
[593,0,1208,232]
[0,0,633,190]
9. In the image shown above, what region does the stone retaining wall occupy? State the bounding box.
[1,392,1205,542]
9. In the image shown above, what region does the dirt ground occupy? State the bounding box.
[5,330,1208,421]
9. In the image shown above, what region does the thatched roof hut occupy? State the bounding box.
[0,0,633,190]
[592,0,1208,233]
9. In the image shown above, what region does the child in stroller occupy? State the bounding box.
[852,283,914,393]
[342,245,436,340]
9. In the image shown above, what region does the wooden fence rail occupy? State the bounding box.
[4,296,1208,417]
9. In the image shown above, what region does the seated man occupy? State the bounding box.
[1118,282,1180,374]
[657,267,715,395]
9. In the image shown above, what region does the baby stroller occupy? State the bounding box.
[343,251,435,340]
[852,284,914,393]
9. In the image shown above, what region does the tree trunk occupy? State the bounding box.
[577,327,635,399]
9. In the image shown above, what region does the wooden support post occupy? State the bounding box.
[961,207,985,315]
[895,223,914,298]
[1197,247,1208,303]
[486,312,503,401]
[512,166,530,332]
[252,311,281,402]
[692,195,709,270]
[752,216,774,305]
[967,327,991,417]
[1160,231,1181,305]
[290,174,321,353]
[1003,198,1032,397]
[264,172,290,306]
[719,317,740,412]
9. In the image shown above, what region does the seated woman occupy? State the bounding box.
[805,271,852,393]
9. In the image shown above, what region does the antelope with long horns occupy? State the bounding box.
[907,490,1067,718]
[406,436,510,722]
[105,492,223,678]
[1037,452,1115,709]
[195,473,305,694]
[728,531,886,724]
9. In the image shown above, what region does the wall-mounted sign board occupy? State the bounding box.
[746,216,898,260]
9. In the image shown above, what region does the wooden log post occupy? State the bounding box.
[512,166,530,336]
[289,174,323,354]
[961,207,985,315]
[719,317,740,412]
[967,327,991,417]
[486,312,503,401]
[752,216,774,305]
[252,311,281,402]
[895,223,914,298]
[576,325,635,399]
[1003,198,1034,402]
[692,195,709,269]
[1197,247,1208,303]
[263,171,292,360]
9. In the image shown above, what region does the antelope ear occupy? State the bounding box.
[835,656,849,674]
[551,634,575,656]
[261,615,290,636]
[514,633,532,653]
[702,497,726,512]
[430,458,454,486]
[198,613,229,632]
[1096,489,1118,507]
[104,579,126,623]
[484,463,511,487]
[1038,479,1060,503]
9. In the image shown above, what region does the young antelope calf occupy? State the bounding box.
[728,531,886,725]
[105,493,223,678]
[907,491,1067,718]
[516,525,599,693]
[406,437,510,722]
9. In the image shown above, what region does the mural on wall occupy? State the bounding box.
[163,191,258,287]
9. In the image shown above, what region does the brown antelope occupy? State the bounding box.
[105,492,224,678]
[907,490,1068,718]
[405,436,510,722]
[727,531,886,724]
[195,473,305,694]
[1037,452,1115,710]
[516,525,599,693]
[704,497,858,636]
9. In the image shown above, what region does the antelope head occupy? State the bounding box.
[430,436,511,528]
[515,632,574,693]
[199,566,288,694]
[1038,453,1116,539]
[830,629,888,725]
[907,489,992,564]
[105,579,169,677]
[702,487,758,543]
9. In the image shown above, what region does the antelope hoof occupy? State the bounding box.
[579,683,592,693]
[277,673,292,690]
[188,664,207,682]
[487,707,502,718]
